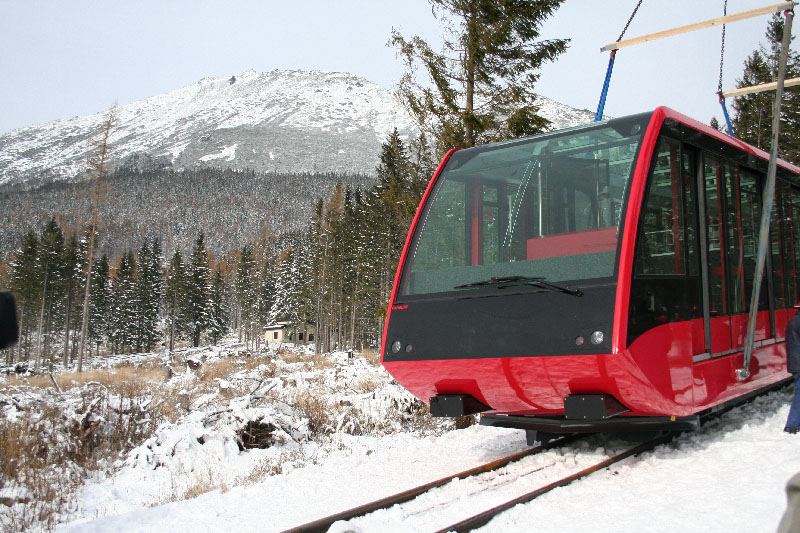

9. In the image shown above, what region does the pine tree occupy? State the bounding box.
[408,132,437,193]
[270,244,303,332]
[165,250,188,352]
[732,13,800,164]
[37,217,65,369]
[110,252,137,353]
[134,239,163,352]
[88,254,112,357]
[61,233,85,366]
[187,233,212,347]
[208,266,229,344]
[259,255,277,328]
[392,0,568,154]
[8,231,40,363]
[235,244,258,347]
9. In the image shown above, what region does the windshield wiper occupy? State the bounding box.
[454,276,582,297]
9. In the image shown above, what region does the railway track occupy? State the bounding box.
[282,432,675,533]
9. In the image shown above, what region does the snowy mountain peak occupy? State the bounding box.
[0,69,596,189]
[0,69,417,188]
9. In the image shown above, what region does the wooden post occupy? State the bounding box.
[721,76,800,98]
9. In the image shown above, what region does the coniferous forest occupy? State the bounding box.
[1,129,434,368]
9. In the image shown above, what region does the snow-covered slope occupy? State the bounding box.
[0,70,416,187]
[0,69,596,189]
[35,345,799,533]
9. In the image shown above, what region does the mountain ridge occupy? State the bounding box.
[0,69,597,190]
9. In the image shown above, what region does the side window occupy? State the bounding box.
[773,181,798,308]
[738,169,769,312]
[725,162,744,314]
[628,139,701,345]
[635,139,688,275]
[703,155,727,315]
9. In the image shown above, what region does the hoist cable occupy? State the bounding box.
[718,0,728,93]
[717,0,735,135]
[618,0,644,42]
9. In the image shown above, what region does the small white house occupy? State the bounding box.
[264,321,314,345]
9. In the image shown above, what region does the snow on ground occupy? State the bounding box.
[3,343,798,532]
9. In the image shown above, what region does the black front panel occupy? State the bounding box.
[384,284,616,361]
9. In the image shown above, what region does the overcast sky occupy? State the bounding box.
[1,0,798,135]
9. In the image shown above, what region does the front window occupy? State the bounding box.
[399,119,645,297]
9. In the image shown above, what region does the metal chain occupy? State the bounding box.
[618,0,644,42]
[718,0,728,93]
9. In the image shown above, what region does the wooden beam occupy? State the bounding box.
[601,2,795,52]
[721,76,800,98]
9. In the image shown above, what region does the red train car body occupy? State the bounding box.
[381,107,799,440]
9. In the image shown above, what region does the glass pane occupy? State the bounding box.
[682,149,698,277]
[793,188,800,304]
[725,163,744,314]
[400,122,643,296]
[411,179,467,273]
[770,182,786,309]
[634,140,685,275]
[482,205,500,264]
[783,184,798,306]
[704,156,726,315]
[739,170,768,311]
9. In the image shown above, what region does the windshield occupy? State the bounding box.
[399,119,645,297]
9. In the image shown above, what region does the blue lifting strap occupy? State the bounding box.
[718,93,735,135]
[595,50,617,121]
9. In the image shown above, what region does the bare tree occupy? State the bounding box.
[78,106,117,372]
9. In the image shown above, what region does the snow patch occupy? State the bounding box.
[199,144,237,162]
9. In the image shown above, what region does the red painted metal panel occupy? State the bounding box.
[692,343,788,408]
[384,318,789,420]
[526,227,617,260]
[383,351,681,417]
[731,311,770,347]
[710,315,733,354]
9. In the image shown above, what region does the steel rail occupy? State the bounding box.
[434,432,677,533]
[281,434,582,533]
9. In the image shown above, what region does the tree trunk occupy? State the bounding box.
[63,290,72,367]
[464,7,477,148]
[169,295,176,352]
[36,266,49,370]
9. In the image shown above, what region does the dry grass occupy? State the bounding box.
[0,361,188,529]
[182,477,218,500]
[280,351,335,370]
[1,365,169,394]
[350,376,381,394]
[234,448,308,487]
[360,349,382,366]
[292,390,332,436]
[0,406,93,530]
[196,357,273,386]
